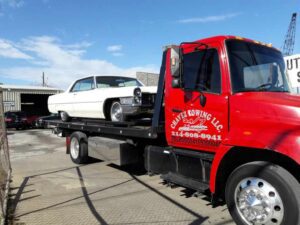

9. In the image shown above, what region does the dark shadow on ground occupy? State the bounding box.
[109,163,210,224]
[76,167,109,225]
[9,161,232,225]
[129,173,209,225]
[8,163,133,225]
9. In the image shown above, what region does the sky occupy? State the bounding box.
[0,0,299,90]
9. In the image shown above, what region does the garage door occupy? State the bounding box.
[21,94,51,116]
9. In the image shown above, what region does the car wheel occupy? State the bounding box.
[110,101,125,122]
[60,111,70,122]
[69,132,89,164]
[225,161,300,225]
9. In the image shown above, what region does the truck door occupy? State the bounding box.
[165,43,229,153]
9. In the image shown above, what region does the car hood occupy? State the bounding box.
[139,86,157,93]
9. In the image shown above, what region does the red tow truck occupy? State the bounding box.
[46,35,300,225]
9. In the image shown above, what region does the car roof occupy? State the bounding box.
[95,76,137,79]
[76,75,138,80]
[5,111,25,114]
[5,111,26,116]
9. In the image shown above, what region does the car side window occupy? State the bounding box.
[71,78,94,92]
[96,77,112,88]
[183,48,221,94]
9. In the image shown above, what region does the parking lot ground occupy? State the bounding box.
[7,129,235,225]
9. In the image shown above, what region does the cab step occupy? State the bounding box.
[161,172,209,192]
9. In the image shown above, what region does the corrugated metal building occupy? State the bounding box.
[0,85,62,114]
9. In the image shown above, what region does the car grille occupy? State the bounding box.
[142,94,156,105]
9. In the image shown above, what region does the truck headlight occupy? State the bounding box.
[133,88,142,104]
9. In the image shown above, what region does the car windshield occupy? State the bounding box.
[96,76,143,88]
[226,40,290,93]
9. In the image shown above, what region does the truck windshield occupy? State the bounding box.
[226,40,290,93]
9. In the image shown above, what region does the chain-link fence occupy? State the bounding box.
[0,88,11,224]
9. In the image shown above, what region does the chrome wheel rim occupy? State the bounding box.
[111,102,123,122]
[234,177,284,225]
[70,137,79,159]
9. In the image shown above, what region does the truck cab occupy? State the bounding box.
[166,36,294,153]
[164,36,300,225]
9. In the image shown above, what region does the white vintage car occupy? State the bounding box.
[48,76,157,122]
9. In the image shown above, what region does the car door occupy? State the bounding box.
[70,77,99,118]
[165,43,229,153]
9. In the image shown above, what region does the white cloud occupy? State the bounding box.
[0,36,157,89]
[0,39,32,59]
[106,45,124,57]
[107,45,122,52]
[64,41,92,49]
[178,13,241,24]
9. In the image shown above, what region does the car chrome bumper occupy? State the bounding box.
[121,104,153,115]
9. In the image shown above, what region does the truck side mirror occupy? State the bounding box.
[170,46,182,89]
[170,46,180,78]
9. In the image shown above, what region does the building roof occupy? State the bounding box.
[0,84,62,92]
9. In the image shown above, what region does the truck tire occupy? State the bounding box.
[60,111,70,122]
[69,132,89,164]
[110,101,125,122]
[225,161,300,225]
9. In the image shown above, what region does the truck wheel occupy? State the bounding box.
[60,111,70,122]
[225,161,300,225]
[110,101,125,122]
[69,132,89,164]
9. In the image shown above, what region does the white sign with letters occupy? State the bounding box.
[3,101,15,107]
[285,54,300,88]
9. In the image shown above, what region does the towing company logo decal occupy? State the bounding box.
[171,109,223,147]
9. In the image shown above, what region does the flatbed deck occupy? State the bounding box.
[45,119,163,139]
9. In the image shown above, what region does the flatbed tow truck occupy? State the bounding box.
[46,35,300,225]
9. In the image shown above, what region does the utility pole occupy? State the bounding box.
[282,13,297,56]
[42,72,46,87]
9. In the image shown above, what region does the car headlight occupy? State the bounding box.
[133,88,142,104]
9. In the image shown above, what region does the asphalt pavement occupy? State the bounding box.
[7,129,235,225]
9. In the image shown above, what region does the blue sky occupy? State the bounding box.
[0,0,299,89]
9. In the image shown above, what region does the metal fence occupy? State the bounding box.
[0,88,11,223]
